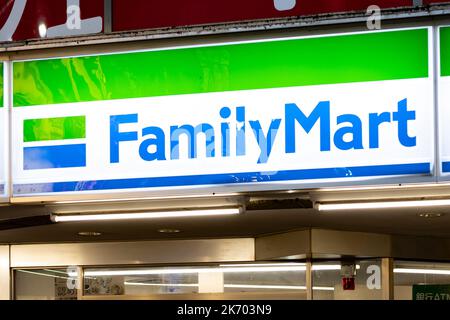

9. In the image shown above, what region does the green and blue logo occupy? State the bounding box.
[23,116,86,170]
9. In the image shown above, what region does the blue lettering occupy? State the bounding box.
[236,107,246,156]
[393,98,416,147]
[220,107,231,157]
[170,124,215,160]
[369,112,391,149]
[249,119,281,164]
[109,98,416,166]
[139,126,166,161]
[334,114,363,150]
[285,101,331,153]
[110,114,138,163]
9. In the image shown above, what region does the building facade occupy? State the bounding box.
[1,0,450,300]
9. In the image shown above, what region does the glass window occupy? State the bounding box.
[14,268,78,300]
[312,259,383,300]
[83,262,307,298]
[394,261,450,300]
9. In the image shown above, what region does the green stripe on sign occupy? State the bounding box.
[441,26,450,76]
[23,116,86,142]
[13,28,429,107]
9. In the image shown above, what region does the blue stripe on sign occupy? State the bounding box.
[13,162,430,194]
[443,162,450,172]
[23,144,86,170]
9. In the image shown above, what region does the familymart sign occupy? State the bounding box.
[10,28,435,197]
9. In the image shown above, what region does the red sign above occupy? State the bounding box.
[1,0,450,42]
[112,0,413,32]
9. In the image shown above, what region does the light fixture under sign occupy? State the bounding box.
[316,199,450,211]
[51,207,243,223]
[394,268,450,275]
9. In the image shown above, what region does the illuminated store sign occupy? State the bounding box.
[11,28,434,197]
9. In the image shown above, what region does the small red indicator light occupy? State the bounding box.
[342,277,355,290]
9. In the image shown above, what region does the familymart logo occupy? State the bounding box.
[23,116,86,170]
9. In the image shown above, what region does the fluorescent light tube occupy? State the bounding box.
[224,284,306,290]
[311,265,360,271]
[124,282,198,287]
[219,263,306,267]
[80,265,306,277]
[124,282,335,291]
[17,269,72,280]
[311,265,342,271]
[224,284,334,291]
[316,199,450,211]
[394,268,450,275]
[52,207,242,222]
